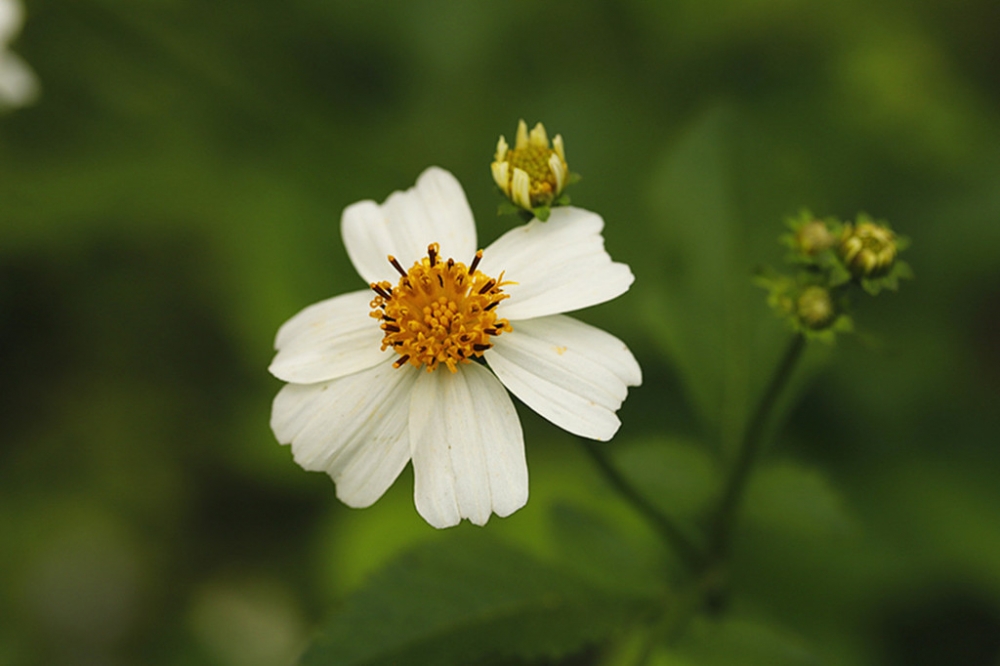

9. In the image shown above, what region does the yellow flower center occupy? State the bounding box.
[503,145,560,205]
[369,244,513,373]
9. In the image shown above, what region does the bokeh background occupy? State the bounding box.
[3,1,1000,664]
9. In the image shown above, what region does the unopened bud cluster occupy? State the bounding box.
[761,211,911,340]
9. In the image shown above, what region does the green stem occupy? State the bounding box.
[708,333,807,560]
[579,438,703,570]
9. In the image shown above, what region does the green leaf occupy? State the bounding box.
[549,502,664,595]
[611,437,719,519]
[533,205,552,221]
[301,533,653,666]
[642,108,793,453]
[743,461,852,539]
[669,616,821,666]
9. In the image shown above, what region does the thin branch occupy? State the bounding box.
[579,438,704,570]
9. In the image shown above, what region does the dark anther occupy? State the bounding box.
[478,279,496,294]
[428,245,437,267]
[484,301,499,311]
[383,324,401,333]
[371,284,391,299]
[473,344,491,352]
[389,256,407,277]
[393,354,410,368]
[437,275,444,288]
[469,251,483,275]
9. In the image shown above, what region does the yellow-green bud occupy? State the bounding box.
[491,119,569,212]
[796,285,838,331]
[795,220,835,256]
[839,221,898,279]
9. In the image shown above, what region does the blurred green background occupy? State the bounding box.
[2,0,1000,664]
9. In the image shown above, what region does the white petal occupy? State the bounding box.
[553,134,566,162]
[491,160,509,194]
[269,290,388,384]
[485,315,641,441]
[494,135,509,162]
[341,167,477,284]
[529,122,549,148]
[479,207,635,320]
[515,119,529,150]
[271,362,418,507]
[0,52,39,108]
[0,0,24,43]
[511,168,532,210]
[409,363,527,528]
[549,152,565,194]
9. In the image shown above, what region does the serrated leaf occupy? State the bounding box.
[301,534,653,666]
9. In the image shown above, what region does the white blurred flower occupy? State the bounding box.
[269,167,641,528]
[0,0,39,109]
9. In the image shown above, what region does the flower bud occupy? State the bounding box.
[795,285,838,331]
[794,220,835,256]
[839,220,898,279]
[491,119,569,215]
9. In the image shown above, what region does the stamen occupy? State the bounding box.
[388,255,407,277]
[469,250,483,275]
[372,247,512,372]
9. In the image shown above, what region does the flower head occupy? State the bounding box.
[269,168,640,528]
[795,285,838,331]
[838,219,898,279]
[0,0,39,110]
[491,120,570,217]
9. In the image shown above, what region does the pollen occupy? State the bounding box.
[369,244,513,373]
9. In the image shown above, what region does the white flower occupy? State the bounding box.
[0,0,39,109]
[269,167,641,528]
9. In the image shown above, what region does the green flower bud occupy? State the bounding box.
[795,285,838,331]
[794,220,836,256]
[839,220,898,279]
[491,119,569,214]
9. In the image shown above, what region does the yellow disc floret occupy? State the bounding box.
[369,244,513,373]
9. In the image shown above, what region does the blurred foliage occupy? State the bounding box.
[2,0,1000,664]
